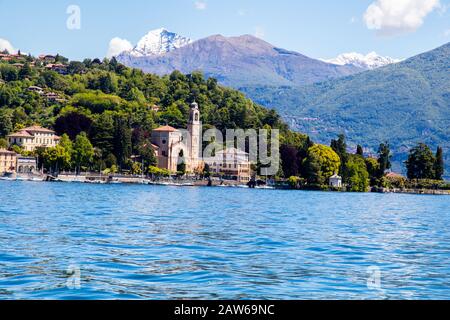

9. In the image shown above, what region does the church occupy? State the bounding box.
[151,102,202,173]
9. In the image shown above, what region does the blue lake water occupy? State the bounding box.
[0,180,449,300]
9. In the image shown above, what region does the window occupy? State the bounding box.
[162,151,167,156]
[162,139,167,145]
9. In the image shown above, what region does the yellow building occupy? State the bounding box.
[7,126,60,152]
[0,149,17,174]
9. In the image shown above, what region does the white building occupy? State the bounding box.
[329,174,343,188]
[16,156,38,174]
[204,148,252,182]
[7,126,60,152]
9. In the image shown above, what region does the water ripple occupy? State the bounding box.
[0,181,450,299]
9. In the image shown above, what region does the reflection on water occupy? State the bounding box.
[0,180,449,299]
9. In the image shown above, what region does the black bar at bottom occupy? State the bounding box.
[0,300,447,318]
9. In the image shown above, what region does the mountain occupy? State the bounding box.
[119,28,192,57]
[241,42,450,174]
[116,33,364,87]
[321,52,401,70]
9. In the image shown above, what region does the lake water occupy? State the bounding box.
[0,180,449,300]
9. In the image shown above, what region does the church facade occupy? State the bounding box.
[151,102,202,173]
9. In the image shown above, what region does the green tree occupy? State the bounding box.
[346,155,369,192]
[148,166,170,178]
[160,104,185,128]
[377,142,392,177]
[365,157,380,186]
[18,62,33,80]
[91,112,115,155]
[73,132,94,174]
[287,176,301,189]
[130,162,143,175]
[0,86,15,107]
[0,138,7,148]
[113,115,132,168]
[98,73,118,94]
[356,145,364,156]
[136,143,157,170]
[434,146,444,181]
[303,144,341,186]
[42,145,71,174]
[0,110,13,136]
[0,64,18,81]
[59,134,73,170]
[331,134,348,177]
[405,143,436,180]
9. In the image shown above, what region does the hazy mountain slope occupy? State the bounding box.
[117,34,363,87]
[241,42,450,173]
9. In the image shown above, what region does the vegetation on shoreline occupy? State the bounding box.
[0,51,447,191]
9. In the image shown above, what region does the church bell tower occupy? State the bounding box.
[188,101,201,170]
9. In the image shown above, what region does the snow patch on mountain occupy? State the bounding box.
[120,28,193,57]
[322,52,401,70]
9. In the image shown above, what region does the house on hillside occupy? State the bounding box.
[28,86,44,95]
[39,54,56,63]
[45,63,68,75]
[7,126,60,152]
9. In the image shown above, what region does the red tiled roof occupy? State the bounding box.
[153,125,178,132]
[7,130,33,137]
[21,126,55,133]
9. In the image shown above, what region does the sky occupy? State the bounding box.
[0,0,449,61]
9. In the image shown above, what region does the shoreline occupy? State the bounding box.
[1,175,449,195]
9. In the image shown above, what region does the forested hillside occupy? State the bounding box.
[241,42,450,174]
[0,54,302,172]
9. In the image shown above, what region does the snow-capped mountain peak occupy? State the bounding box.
[322,52,401,70]
[126,28,193,57]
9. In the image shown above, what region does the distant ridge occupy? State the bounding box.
[116,31,364,87]
[242,42,450,173]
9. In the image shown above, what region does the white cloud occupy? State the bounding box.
[0,38,16,54]
[254,26,265,39]
[444,28,450,36]
[107,37,133,58]
[349,16,357,24]
[194,1,207,10]
[364,0,441,36]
